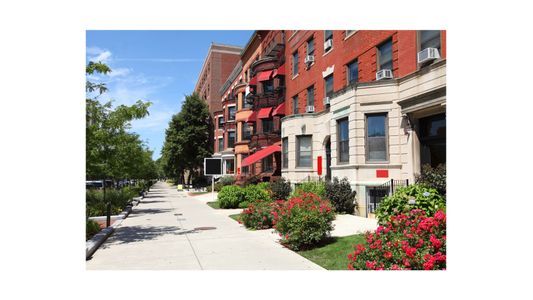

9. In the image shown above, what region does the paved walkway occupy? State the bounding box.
[86,182,323,270]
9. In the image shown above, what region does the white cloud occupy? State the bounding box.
[130,109,174,131]
[86,46,112,63]
[107,67,131,78]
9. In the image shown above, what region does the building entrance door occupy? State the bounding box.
[419,113,446,167]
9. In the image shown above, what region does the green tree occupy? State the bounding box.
[86,61,153,181]
[161,93,212,185]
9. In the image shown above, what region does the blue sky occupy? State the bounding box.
[86,30,253,160]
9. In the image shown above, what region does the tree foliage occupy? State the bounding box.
[86,61,157,180]
[160,93,212,184]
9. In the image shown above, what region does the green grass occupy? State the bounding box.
[207,201,220,209]
[229,213,241,222]
[298,234,367,270]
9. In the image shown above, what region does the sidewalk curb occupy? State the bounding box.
[86,194,145,260]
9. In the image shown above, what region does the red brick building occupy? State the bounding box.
[194,43,242,123]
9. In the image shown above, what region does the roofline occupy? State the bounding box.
[194,43,244,92]
[240,31,258,56]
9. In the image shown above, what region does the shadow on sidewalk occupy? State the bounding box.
[102,225,199,247]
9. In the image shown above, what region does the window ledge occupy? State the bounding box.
[344,31,357,40]
[292,74,299,80]
[323,48,333,57]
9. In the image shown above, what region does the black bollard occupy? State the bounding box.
[106,202,111,227]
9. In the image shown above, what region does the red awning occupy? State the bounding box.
[257,70,273,81]
[241,144,281,167]
[249,76,257,85]
[246,111,257,123]
[257,107,272,119]
[273,64,285,77]
[272,102,285,116]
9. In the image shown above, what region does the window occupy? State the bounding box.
[347,60,358,84]
[228,131,235,148]
[378,39,393,71]
[263,79,274,93]
[324,74,334,98]
[218,116,224,127]
[218,138,224,152]
[307,38,314,56]
[366,113,388,162]
[296,135,312,167]
[337,118,349,163]
[282,137,288,168]
[307,85,314,107]
[324,30,333,42]
[292,51,299,76]
[226,160,234,174]
[262,118,273,133]
[420,30,441,52]
[228,106,236,121]
[262,155,273,172]
[292,95,299,114]
[242,122,251,141]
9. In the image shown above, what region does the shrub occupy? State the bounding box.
[86,219,101,240]
[240,200,281,230]
[243,184,271,203]
[347,209,446,270]
[292,181,326,198]
[375,184,446,225]
[272,192,335,250]
[325,177,357,214]
[271,177,292,200]
[243,175,261,186]
[86,188,135,217]
[217,185,245,208]
[416,164,446,196]
[219,175,236,186]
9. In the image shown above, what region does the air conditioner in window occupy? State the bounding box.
[323,39,333,51]
[304,55,315,65]
[323,97,330,106]
[417,48,440,64]
[306,105,315,113]
[376,69,393,81]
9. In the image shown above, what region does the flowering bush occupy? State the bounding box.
[292,181,326,198]
[271,177,292,200]
[375,184,446,225]
[272,192,335,250]
[347,209,446,270]
[240,200,283,230]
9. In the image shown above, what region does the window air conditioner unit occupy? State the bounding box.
[304,55,315,65]
[376,69,393,81]
[417,47,440,64]
[323,39,333,51]
[306,105,315,113]
[323,97,330,106]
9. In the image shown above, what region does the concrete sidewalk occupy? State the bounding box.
[86,181,323,270]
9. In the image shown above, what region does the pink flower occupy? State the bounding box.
[434,210,445,221]
[383,251,392,259]
[365,261,376,270]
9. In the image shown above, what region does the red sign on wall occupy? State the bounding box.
[317,156,322,176]
[376,170,389,178]
[237,167,240,175]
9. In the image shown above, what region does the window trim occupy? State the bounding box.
[292,50,299,77]
[296,135,313,168]
[324,74,334,98]
[306,85,315,107]
[346,59,358,85]
[365,112,389,163]
[337,117,349,164]
[282,137,289,169]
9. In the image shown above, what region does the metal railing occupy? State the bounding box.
[366,179,409,217]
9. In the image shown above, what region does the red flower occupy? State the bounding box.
[430,235,442,249]
[365,261,376,270]
[391,264,402,270]
[383,251,392,259]
[434,210,445,221]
